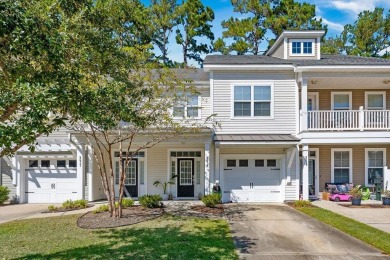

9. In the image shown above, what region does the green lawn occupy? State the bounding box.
[297,206,390,254]
[0,214,237,260]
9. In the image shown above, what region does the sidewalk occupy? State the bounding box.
[312,199,390,233]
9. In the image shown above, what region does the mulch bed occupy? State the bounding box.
[339,204,390,208]
[77,206,164,229]
[190,204,224,214]
[42,204,94,213]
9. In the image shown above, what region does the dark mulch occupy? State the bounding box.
[77,206,164,229]
[42,204,94,213]
[339,204,390,208]
[190,204,224,214]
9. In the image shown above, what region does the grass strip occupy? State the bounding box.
[0,214,237,259]
[297,206,390,255]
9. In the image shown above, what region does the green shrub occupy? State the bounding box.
[201,193,221,207]
[93,204,109,214]
[121,198,134,208]
[139,194,162,208]
[294,200,312,208]
[0,186,10,205]
[62,199,88,209]
[48,205,58,212]
[62,200,75,209]
[74,199,88,208]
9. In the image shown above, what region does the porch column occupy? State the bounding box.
[301,79,308,131]
[76,144,85,200]
[215,144,220,188]
[204,143,211,195]
[87,146,94,201]
[384,166,390,191]
[302,144,309,200]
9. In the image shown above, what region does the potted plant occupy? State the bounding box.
[349,186,362,206]
[153,175,177,200]
[382,190,390,205]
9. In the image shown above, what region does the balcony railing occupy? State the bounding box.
[302,106,390,131]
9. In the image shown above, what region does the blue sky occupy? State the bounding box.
[141,0,390,65]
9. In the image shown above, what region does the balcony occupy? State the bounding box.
[301,106,390,131]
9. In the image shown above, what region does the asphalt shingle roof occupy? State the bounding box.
[203,54,390,66]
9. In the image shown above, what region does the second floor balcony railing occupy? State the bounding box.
[302,106,390,131]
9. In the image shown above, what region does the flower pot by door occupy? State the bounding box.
[351,198,361,206]
[162,194,169,201]
[382,197,390,205]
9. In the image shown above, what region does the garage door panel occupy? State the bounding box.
[26,160,79,203]
[224,158,282,203]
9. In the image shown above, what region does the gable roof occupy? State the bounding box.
[203,54,390,67]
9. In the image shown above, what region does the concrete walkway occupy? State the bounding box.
[225,204,388,259]
[0,203,101,224]
[312,200,390,233]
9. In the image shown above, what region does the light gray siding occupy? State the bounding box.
[270,41,284,59]
[1,158,17,202]
[213,71,297,134]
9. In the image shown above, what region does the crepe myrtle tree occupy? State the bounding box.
[71,68,213,219]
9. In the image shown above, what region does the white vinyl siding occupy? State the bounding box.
[213,72,296,134]
[1,158,16,202]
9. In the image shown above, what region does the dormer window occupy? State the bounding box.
[290,39,314,56]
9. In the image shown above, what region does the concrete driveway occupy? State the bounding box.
[225,204,389,259]
[0,204,52,224]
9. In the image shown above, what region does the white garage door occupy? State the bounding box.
[26,159,79,203]
[224,158,282,202]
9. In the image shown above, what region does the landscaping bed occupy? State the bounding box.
[190,204,224,215]
[42,204,94,213]
[78,206,164,229]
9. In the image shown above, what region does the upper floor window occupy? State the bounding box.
[331,92,352,110]
[173,94,201,119]
[290,39,314,56]
[365,91,386,110]
[233,85,273,117]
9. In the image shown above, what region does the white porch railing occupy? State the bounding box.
[302,106,390,131]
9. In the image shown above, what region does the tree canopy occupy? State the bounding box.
[214,0,326,55]
[322,8,390,57]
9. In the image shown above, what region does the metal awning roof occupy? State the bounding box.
[214,134,300,142]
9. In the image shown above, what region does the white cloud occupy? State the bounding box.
[321,18,344,32]
[331,1,376,15]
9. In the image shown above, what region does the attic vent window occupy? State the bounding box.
[290,39,314,56]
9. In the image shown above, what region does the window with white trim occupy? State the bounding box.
[332,92,352,110]
[332,150,351,183]
[290,39,314,55]
[173,94,201,119]
[365,92,386,110]
[233,85,272,117]
[366,149,385,186]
